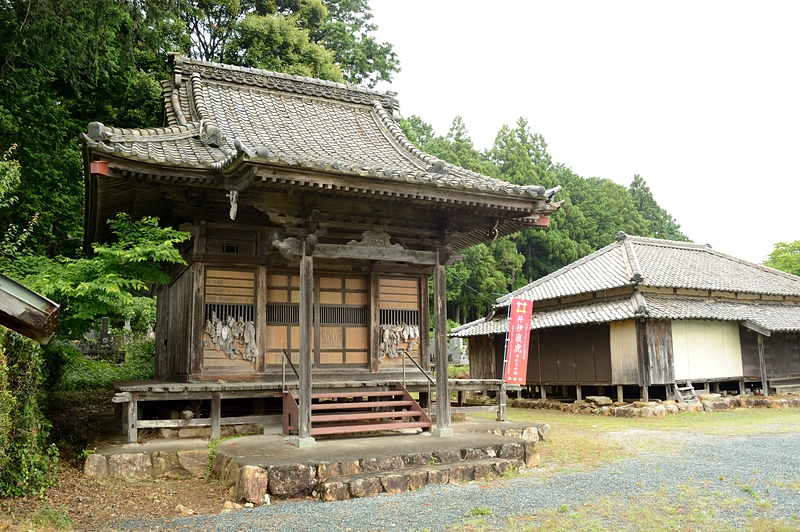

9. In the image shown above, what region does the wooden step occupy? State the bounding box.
[312,410,423,422]
[311,420,431,436]
[291,390,405,400]
[311,399,415,411]
[282,382,432,437]
[673,381,698,403]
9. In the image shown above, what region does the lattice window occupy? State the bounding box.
[266,304,299,324]
[380,309,419,326]
[205,303,254,322]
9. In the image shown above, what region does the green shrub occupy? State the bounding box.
[0,328,59,497]
[55,338,155,390]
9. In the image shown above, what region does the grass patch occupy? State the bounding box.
[471,406,800,475]
[451,483,798,531]
[0,501,73,531]
[769,479,800,492]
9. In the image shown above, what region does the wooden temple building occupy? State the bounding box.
[81,54,561,443]
[452,232,800,402]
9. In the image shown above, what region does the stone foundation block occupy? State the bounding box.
[159,428,178,439]
[268,464,316,497]
[108,453,152,479]
[361,455,404,473]
[152,451,191,479]
[408,471,427,491]
[212,454,227,477]
[234,465,268,503]
[523,441,540,467]
[493,460,516,476]
[403,453,432,467]
[316,462,340,482]
[381,473,408,494]
[321,481,350,502]
[178,427,210,439]
[432,450,460,464]
[338,460,361,476]
[473,464,492,480]
[450,465,473,483]
[222,459,240,489]
[178,449,209,477]
[499,442,524,460]
[349,477,382,498]
[427,469,449,485]
[84,454,109,479]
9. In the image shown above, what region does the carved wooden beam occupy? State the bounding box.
[271,234,464,265]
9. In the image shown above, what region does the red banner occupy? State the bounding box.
[503,298,533,384]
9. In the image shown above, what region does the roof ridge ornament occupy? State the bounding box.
[428,160,448,174]
[87,122,110,142]
[615,231,628,241]
[199,119,225,147]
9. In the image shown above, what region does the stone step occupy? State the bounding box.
[319,458,520,501]
[217,437,538,503]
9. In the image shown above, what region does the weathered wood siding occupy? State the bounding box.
[610,320,641,384]
[202,267,257,375]
[739,326,800,378]
[672,320,741,381]
[467,334,496,379]
[637,319,674,385]
[156,266,194,380]
[529,324,612,384]
[265,272,369,368]
[378,276,423,369]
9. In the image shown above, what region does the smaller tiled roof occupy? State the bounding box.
[453,233,800,338]
[451,293,800,337]
[450,295,644,337]
[497,232,800,307]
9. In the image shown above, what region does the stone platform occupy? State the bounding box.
[84,418,549,503]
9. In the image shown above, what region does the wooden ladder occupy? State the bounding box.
[281,383,432,436]
[673,381,698,403]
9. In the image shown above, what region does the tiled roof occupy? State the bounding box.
[497,232,800,306]
[450,295,643,337]
[644,295,800,333]
[451,293,800,337]
[453,233,800,337]
[81,56,558,205]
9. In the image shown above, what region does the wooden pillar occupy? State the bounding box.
[576,385,582,401]
[433,249,451,437]
[127,392,139,444]
[256,265,268,374]
[211,391,221,440]
[640,386,649,401]
[496,382,507,422]
[298,239,315,440]
[617,385,624,403]
[757,333,769,397]
[540,385,546,399]
[739,379,746,396]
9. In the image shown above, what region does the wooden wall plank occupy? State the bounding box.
[611,320,640,384]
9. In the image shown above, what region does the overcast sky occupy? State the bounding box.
[370,1,799,265]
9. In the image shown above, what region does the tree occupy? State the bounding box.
[182,0,398,86]
[2,215,190,339]
[765,240,800,277]
[310,0,400,87]
[629,175,689,241]
[418,117,499,178]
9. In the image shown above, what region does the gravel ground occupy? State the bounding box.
[120,431,800,531]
